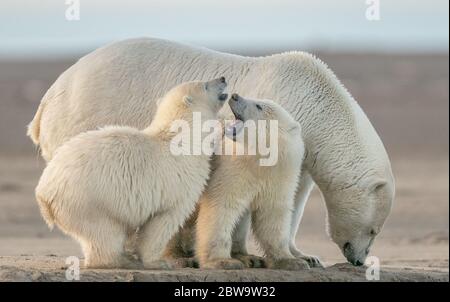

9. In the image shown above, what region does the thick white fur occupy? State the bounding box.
[196,97,309,270]
[34,80,225,269]
[28,38,394,265]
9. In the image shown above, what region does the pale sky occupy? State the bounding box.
[0,0,448,58]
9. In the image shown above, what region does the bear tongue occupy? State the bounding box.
[225,120,244,138]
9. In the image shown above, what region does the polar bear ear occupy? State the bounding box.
[183,95,194,106]
[369,180,388,193]
[360,178,388,193]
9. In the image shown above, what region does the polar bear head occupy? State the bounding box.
[324,176,394,266]
[228,93,299,127]
[152,77,228,128]
[224,93,302,166]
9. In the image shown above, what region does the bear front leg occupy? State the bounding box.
[251,197,310,271]
[231,210,265,268]
[137,208,191,270]
[196,198,249,270]
[289,172,324,268]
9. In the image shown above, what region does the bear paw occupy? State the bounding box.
[120,256,144,270]
[265,258,310,270]
[232,254,265,268]
[202,258,245,270]
[290,249,324,268]
[297,254,324,268]
[84,254,143,270]
[169,257,199,269]
[143,259,175,270]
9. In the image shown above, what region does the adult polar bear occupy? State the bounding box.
[28,38,394,266]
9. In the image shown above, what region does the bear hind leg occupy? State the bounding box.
[76,218,142,269]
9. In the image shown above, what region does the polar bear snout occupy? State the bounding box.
[218,93,228,101]
[230,93,240,102]
[206,77,228,101]
[343,242,367,266]
[228,94,247,122]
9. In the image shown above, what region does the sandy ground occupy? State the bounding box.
[0,53,448,281]
[0,256,447,282]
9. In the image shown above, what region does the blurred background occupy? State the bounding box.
[0,0,448,269]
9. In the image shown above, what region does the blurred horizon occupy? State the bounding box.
[0,0,448,157]
[0,0,449,59]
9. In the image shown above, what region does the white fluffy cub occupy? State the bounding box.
[35,78,228,269]
[196,94,309,270]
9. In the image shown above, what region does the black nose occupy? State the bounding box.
[355,260,364,266]
[219,76,226,83]
[231,93,239,101]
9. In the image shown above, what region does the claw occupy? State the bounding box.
[232,254,265,268]
[169,257,199,269]
[298,255,324,268]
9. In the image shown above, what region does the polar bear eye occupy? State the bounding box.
[370,229,377,236]
[256,104,263,111]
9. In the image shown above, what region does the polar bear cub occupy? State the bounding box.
[196,94,309,270]
[35,78,228,269]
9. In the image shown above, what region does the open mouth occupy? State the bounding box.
[225,120,244,140]
[225,106,244,140]
[230,105,244,122]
